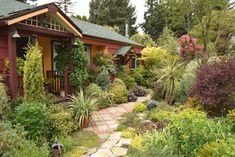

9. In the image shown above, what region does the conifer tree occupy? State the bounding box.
[56,0,73,14]
[89,0,137,36]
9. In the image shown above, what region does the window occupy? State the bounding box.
[117,56,125,68]
[131,57,137,69]
[52,42,61,71]
[84,45,91,65]
[20,13,68,32]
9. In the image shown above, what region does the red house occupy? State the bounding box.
[0,0,144,98]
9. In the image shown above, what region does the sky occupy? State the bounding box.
[30,0,147,33]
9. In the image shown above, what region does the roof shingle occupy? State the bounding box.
[70,17,143,47]
[0,0,33,20]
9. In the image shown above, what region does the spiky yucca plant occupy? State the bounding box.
[69,89,97,128]
[157,59,184,104]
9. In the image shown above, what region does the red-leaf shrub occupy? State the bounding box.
[190,59,235,116]
[178,35,207,60]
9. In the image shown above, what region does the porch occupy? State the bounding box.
[0,34,73,98]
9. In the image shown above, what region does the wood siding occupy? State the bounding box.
[0,27,9,72]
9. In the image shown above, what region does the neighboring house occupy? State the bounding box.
[0,0,144,98]
[71,18,144,69]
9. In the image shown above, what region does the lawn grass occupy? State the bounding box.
[61,131,101,157]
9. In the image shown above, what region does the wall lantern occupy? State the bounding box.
[12,29,21,38]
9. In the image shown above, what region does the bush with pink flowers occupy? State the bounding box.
[178,35,206,60]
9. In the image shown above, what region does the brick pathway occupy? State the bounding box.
[84,95,150,139]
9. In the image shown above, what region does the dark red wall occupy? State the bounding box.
[0,27,9,72]
[81,36,144,56]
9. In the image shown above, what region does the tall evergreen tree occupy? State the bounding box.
[56,0,73,14]
[142,0,229,39]
[89,0,137,36]
[142,0,168,40]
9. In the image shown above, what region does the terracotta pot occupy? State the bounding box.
[81,116,90,128]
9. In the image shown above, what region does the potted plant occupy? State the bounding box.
[69,89,97,128]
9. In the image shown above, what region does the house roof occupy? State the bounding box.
[0,0,143,47]
[0,0,34,20]
[116,46,132,55]
[70,17,143,47]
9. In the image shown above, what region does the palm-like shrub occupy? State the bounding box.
[157,59,184,104]
[69,89,97,128]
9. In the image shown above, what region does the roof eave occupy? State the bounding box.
[83,34,144,48]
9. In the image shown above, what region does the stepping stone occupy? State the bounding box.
[91,149,113,157]
[87,147,97,155]
[115,139,131,147]
[98,134,110,141]
[111,147,128,156]
[109,132,121,140]
[101,139,119,149]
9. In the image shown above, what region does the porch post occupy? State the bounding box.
[64,38,73,96]
[8,27,18,98]
[68,38,73,70]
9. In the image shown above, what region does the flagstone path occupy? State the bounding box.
[83,95,150,157]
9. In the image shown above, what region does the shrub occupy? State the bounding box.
[147,109,232,157]
[0,121,26,156]
[64,147,87,157]
[85,83,102,98]
[85,83,113,109]
[110,84,128,104]
[197,137,235,157]
[0,121,49,157]
[4,57,25,75]
[0,76,10,120]
[48,105,76,137]
[190,59,235,116]
[178,34,206,60]
[147,100,158,111]
[97,91,113,109]
[117,112,141,131]
[131,86,148,97]
[121,128,136,139]
[23,42,45,102]
[176,59,201,102]
[141,46,170,69]
[157,26,179,55]
[96,69,111,89]
[132,66,151,87]
[112,78,125,87]
[15,102,49,141]
[133,103,146,112]
[70,39,88,91]
[14,141,49,157]
[118,70,136,89]
[128,91,137,102]
[178,97,203,111]
[151,82,163,101]
[93,51,116,74]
